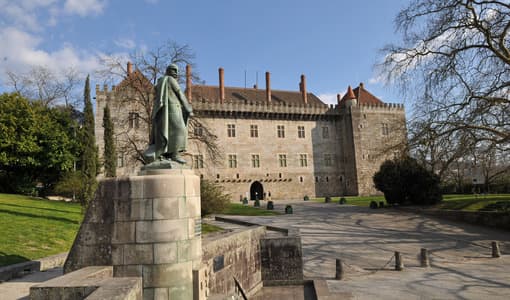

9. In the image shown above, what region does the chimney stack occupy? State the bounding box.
[186,64,192,102]
[265,71,271,103]
[219,67,225,103]
[301,74,308,104]
[127,61,133,76]
[359,82,364,89]
[337,93,341,104]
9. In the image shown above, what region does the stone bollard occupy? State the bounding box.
[335,259,344,280]
[492,241,501,258]
[420,248,429,267]
[111,169,202,299]
[394,251,404,271]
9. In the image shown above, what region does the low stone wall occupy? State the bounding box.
[260,236,303,285]
[202,226,266,296]
[0,252,68,282]
[400,208,510,230]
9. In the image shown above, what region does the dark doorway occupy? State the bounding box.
[250,181,264,200]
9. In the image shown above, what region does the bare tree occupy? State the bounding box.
[379,0,510,150]
[96,40,220,166]
[6,66,82,107]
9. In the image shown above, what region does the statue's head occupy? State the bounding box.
[166,64,179,78]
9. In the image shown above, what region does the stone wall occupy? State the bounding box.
[201,226,266,296]
[260,236,303,284]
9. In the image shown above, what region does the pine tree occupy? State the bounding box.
[103,104,117,177]
[80,75,98,206]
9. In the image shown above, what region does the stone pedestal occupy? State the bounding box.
[111,169,201,300]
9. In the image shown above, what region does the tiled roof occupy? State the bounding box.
[353,85,384,105]
[190,85,326,106]
[114,69,153,92]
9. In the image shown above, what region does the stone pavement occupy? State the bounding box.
[221,201,510,299]
[0,267,63,300]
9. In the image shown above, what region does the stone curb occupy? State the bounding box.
[214,215,299,236]
[0,252,68,282]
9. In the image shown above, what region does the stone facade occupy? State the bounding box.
[95,66,406,198]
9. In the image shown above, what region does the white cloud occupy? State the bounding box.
[0,27,101,82]
[114,38,136,49]
[64,0,105,16]
[318,93,340,105]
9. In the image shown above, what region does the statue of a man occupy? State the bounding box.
[143,64,193,166]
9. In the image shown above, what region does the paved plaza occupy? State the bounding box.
[224,201,510,299]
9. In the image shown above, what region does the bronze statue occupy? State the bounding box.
[143,64,193,168]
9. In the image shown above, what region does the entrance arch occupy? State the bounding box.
[250,181,264,200]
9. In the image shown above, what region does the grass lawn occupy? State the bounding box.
[311,195,385,207]
[201,223,224,234]
[222,203,281,216]
[438,194,510,211]
[0,193,83,267]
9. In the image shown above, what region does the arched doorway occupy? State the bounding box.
[250,181,264,200]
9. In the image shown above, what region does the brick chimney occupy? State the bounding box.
[186,64,192,102]
[127,61,132,76]
[300,74,308,104]
[337,93,341,105]
[359,82,364,89]
[265,71,271,103]
[219,67,225,103]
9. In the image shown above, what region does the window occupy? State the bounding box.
[193,154,204,169]
[250,125,258,138]
[277,125,285,138]
[128,112,140,129]
[117,153,124,168]
[278,154,287,167]
[228,154,237,168]
[227,124,236,137]
[324,154,333,167]
[299,176,303,182]
[298,126,305,138]
[322,126,329,139]
[382,123,389,135]
[194,124,203,137]
[299,154,308,167]
[251,154,260,168]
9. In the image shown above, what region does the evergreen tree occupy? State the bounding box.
[103,104,117,177]
[80,75,98,206]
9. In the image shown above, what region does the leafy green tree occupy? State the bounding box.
[200,180,230,216]
[373,157,442,205]
[102,104,116,177]
[0,93,75,195]
[80,75,98,206]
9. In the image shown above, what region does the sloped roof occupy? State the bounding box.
[353,85,384,105]
[114,69,153,92]
[190,85,326,106]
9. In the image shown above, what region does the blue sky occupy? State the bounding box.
[0,0,411,105]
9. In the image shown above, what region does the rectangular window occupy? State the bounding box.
[298,126,305,138]
[324,154,333,167]
[194,124,203,137]
[128,112,140,129]
[227,124,236,137]
[250,124,258,138]
[322,126,329,139]
[193,154,204,169]
[277,125,285,138]
[299,154,308,167]
[382,123,389,135]
[117,153,124,168]
[228,154,237,168]
[278,154,287,167]
[251,154,260,168]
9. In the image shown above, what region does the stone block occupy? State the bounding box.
[142,262,192,288]
[190,238,202,262]
[136,219,188,243]
[112,244,124,265]
[114,199,131,222]
[114,265,143,278]
[152,197,180,220]
[141,174,186,198]
[123,244,153,265]
[131,198,153,221]
[184,196,201,218]
[184,175,200,197]
[153,242,178,264]
[188,218,196,239]
[85,277,142,300]
[143,288,154,300]
[169,283,193,300]
[112,221,136,244]
[116,178,132,200]
[154,287,169,299]
[178,240,191,262]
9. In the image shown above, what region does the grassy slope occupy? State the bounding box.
[222,203,281,216]
[0,193,83,267]
[312,196,384,207]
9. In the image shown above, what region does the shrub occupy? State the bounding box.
[370,201,378,209]
[254,199,260,207]
[267,201,274,210]
[242,197,248,205]
[339,197,347,204]
[379,201,385,208]
[303,195,309,201]
[285,205,293,214]
[200,180,231,216]
[325,196,331,203]
[373,156,442,206]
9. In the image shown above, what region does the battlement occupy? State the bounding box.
[356,102,405,112]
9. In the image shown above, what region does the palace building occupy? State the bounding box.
[95,63,406,200]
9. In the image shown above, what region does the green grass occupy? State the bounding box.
[222,203,281,216]
[311,196,385,207]
[0,193,83,267]
[201,223,224,234]
[438,194,510,211]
